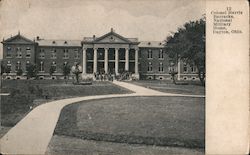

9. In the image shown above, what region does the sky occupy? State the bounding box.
[0,0,205,58]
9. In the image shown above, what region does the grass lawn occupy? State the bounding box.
[46,135,204,155]
[53,96,204,151]
[0,80,131,128]
[128,80,205,95]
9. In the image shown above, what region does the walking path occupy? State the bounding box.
[0,93,10,96]
[0,81,204,154]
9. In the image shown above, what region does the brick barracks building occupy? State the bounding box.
[1,29,199,80]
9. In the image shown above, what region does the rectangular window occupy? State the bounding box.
[39,49,45,59]
[51,49,57,59]
[26,47,31,58]
[16,47,22,58]
[147,49,152,59]
[75,49,80,59]
[6,47,12,58]
[159,49,163,59]
[159,62,164,72]
[191,65,197,73]
[63,49,69,59]
[148,62,153,72]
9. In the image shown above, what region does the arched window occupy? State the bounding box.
[26,61,30,71]
[148,62,152,72]
[147,49,152,59]
[7,61,11,71]
[183,63,188,73]
[159,49,163,59]
[40,61,44,72]
[159,62,164,72]
[51,61,57,71]
[16,61,21,71]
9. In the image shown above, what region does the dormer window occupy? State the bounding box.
[159,42,162,45]
[52,41,56,44]
[148,42,151,45]
[64,41,67,44]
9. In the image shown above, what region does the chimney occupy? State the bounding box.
[93,35,96,40]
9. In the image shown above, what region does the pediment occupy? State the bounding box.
[3,34,34,44]
[94,32,131,44]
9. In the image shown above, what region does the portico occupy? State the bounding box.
[81,29,140,79]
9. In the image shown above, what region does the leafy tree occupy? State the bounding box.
[26,64,38,79]
[164,17,205,85]
[16,68,23,76]
[62,63,71,83]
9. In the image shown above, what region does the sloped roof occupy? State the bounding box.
[36,39,81,47]
[83,28,139,44]
[2,33,35,44]
[138,41,164,48]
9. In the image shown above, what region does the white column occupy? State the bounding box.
[115,48,119,75]
[93,48,97,73]
[135,49,139,74]
[82,48,86,75]
[125,48,129,71]
[177,58,181,80]
[104,48,108,73]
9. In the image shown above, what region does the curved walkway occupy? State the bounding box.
[0,81,204,154]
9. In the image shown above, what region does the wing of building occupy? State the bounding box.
[1,29,199,80]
